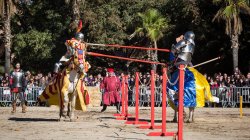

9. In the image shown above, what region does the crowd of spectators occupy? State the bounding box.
[0,67,249,108]
[0,71,52,89]
[204,67,250,89]
[0,68,250,89]
[0,66,249,89]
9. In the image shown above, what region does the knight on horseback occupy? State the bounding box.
[54,32,87,75]
[38,30,91,122]
[170,31,195,67]
[167,31,218,123]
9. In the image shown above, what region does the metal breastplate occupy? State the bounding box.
[181,43,195,54]
[12,71,24,87]
[178,52,192,62]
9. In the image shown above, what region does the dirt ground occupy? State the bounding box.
[0,106,250,140]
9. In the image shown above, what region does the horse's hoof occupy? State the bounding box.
[70,118,76,122]
[58,118,63,122]
[172,118,178,123]
[186,119,193,123]
[61,113,68,118]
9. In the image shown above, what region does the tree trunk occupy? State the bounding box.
[231,34,239,70]
[70,0,85,29]
[71,0,80,23]
[152,40,158,72]
[3,0,11,74]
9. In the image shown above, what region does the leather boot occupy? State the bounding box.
[101,105,107,112]
[11,101,16,113]
[22,104,27,113]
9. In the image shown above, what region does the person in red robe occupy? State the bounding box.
[100,68,121,113]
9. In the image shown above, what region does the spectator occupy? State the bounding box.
[27,77,35,94]
[225,76,231,87]
[210,78,219,89]
[25,71,32,80]
[223,73,228,81]
[244,72,250,87]
[87,74,95,86]
[39,76,47,89]
[217,75,224,87]
[234,66,242,75]
[1,73,10,87]
[155,74,161,87]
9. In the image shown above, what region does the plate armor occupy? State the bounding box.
[10,70,25,88]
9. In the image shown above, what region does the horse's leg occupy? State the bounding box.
[59,93,64,121]
[191,107,195,122]
[173,109,177,122]
[186,107,194,123]
[69,91,77,122]
[62,91,69,118]
[67,93,72,117]
[174,108,187,122]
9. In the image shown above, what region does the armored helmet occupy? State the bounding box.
[184,31,195,45]
[75,32,84,41]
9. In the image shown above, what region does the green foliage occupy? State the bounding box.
[1,0,249,74]
[12,30,55,71]
[132,9,169,42]
[213,0,250,35]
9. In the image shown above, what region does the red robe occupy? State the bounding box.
[101,76,121,105]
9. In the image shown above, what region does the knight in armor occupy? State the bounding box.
[171,31,195,66]
[9,63,27,113]
[53,32,90,76]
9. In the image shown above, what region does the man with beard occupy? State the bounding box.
[100,68,121,113]
[9,63,27,113]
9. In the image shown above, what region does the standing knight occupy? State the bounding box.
[9,63,27,113]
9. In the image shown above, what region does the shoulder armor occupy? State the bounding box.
[174,40,186,52]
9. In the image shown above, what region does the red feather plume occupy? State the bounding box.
[77,20,83,33]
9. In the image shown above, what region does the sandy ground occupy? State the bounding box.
[0,106,250,140]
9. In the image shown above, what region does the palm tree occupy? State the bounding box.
[213,0,250,69]
[129,9,169,71]
[0,0,16,73]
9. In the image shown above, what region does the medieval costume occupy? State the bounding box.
[100,68,121,113]
[54,32,90,77]
[168,31,218,108]
[9,63,27,113]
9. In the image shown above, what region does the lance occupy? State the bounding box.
[86,52,166,65]
[87,43,170,52]
[191,56,221,68]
